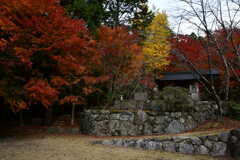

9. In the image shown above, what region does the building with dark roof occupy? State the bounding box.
[157,69,219,81]
[156,69,220,100]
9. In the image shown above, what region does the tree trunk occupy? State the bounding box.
[45,107,53,125]
[71,103,75,125]
[115,0,120,26]
[19,110,24,127]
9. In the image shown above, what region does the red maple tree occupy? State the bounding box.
[97,26,144,103]
[168,35,208,72]
[0,0,103,114]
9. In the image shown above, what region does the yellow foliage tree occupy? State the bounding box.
[143,12,171,72]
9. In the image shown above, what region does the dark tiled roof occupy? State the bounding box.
[158,69,219,81]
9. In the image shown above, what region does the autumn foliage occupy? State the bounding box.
[168,35,207,72]
[169,33,240,80]
[143,12,171,72]
[213,29,240,80]
[0,0,103,111]
[0,0,148,112]
[97,26,143,103]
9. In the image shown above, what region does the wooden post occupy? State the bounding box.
[71,103,75,125]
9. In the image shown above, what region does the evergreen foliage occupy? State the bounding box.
[155,86,194,112]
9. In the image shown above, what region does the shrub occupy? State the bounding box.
[229,86,240,103]
[227,101,240,120]
[155,86,194,112]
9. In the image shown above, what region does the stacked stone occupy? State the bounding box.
[229,129,240,158]
[97,131,232,156]
[80,106,216,136]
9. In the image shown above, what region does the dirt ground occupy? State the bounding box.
[0,134,234,160]
[0,118,238,160]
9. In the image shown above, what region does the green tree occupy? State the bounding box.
[62,0,154,31]
[130,2,154,31]
[103,0,154,29]
[62,0,105,32]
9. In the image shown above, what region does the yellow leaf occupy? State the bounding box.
[143,12,171,72]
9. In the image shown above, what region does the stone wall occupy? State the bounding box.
[80,102,217,136]
[95,129,240,157]
[229,129,240,158]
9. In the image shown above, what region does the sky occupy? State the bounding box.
[148,0,240,35]
[148,0,176,12]
[148,0,196,34]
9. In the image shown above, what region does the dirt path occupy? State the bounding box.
[0,135,233,160]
